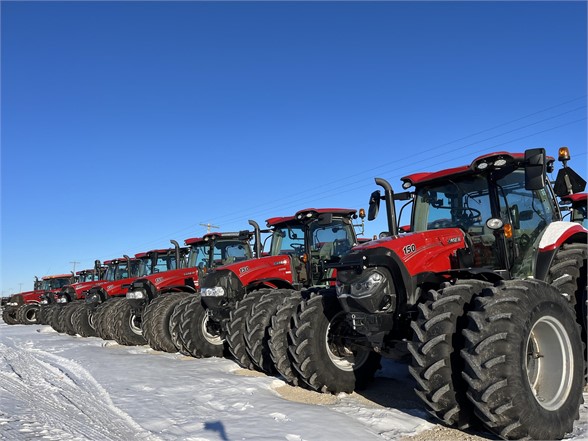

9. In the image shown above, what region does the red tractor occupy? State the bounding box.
[2,274,74,325]
[287,147,586,440]
[174,209,366,374]
[44,264,108,334]
[117,231,254,351]
[70,255,143,338]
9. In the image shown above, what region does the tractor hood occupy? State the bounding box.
[338,228,467,278]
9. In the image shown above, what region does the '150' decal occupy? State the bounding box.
[403,244,416,255]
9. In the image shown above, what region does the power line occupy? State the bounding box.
[73,97,587,265]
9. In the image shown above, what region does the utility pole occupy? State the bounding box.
[199,223,220,233]
[70,261,80,274]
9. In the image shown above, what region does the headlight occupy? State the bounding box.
[7,302,18,307]
[40,299,48,305]
[337,269,387,298]
[56,297,67,304]
[201,286,225,297]
[127,289,146,300]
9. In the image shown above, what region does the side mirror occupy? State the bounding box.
[368,190,381,221]
[554,167,586,197]
[524,148,546,191]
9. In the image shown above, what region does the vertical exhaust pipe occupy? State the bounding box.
[248,220,262,258]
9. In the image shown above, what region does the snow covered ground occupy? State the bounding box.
[1,320,586,441]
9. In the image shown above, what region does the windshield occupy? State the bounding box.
[309,218,355,260]
[187,243,211,268]
[40,278,71,290]
[270,225,305,256]
[211,240,252,267]
[79,272,96,283]
[413,175,491,233]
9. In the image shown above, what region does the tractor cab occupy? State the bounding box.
[366,148,585,281]
[266,208,364,286]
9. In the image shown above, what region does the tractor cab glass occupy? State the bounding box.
[187,243,211,269]
[212,240,252,266]
[496,169,558,277]
[309,218,355,260]
[413,175,492,234]
[151,253,177,274]
[270,225,305,255]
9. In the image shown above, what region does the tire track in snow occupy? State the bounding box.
[0,341,160,441]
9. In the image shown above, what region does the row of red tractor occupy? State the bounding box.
[2,147,587,440]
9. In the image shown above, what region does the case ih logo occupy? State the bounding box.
[239,266,250,274]
[447,237,462,244]
[155,277,164,284]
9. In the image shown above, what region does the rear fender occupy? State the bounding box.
[535,221,588,281]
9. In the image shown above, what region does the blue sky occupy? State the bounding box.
[1,1,586,295]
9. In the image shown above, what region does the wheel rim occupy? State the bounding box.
[129,313,142,336]
[201,313,222,345]
[525,315,574,411]
[325,311,369,372]
[25,307,37,321]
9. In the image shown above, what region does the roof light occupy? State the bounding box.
[558,146,570,162]
[402,180,412,189]
[477,161,489,170]
[494,158,507,167]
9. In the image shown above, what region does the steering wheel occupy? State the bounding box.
[290,243,305,254]
[519,233,531,250]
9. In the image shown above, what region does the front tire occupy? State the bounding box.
[2,307,19,325]
[227,289,272,370]
[268,293,305,385]
[175,294,224,358]
[142,293,186,352]
[289,292,381,394]
[461,279,584,440]
[111,298,147,346]
[246,289,297,374]
[72,303,97,337]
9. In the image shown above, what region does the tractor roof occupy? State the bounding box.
[42,274,72,280]
[184,231,251,246]
[401,151,555,187]
[134,249,170,258]
[76,269,96,275]
[103,258,138,265]
[266,208,356,228]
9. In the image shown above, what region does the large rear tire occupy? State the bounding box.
[176,294,224,358]
[409,280,492,429]
[268,293,305,386]
[461,279,584,440]
[72,303,96,337]
[17,303,40,325]
[111,298,147,346]
[142,293,186,352]
[227,289,272,370]
[169,295,197,355]
[246,289,297,374]
[94,297,122,340]
[57,302,81,335]
[289,292,381,393]
[50,305,67,333]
